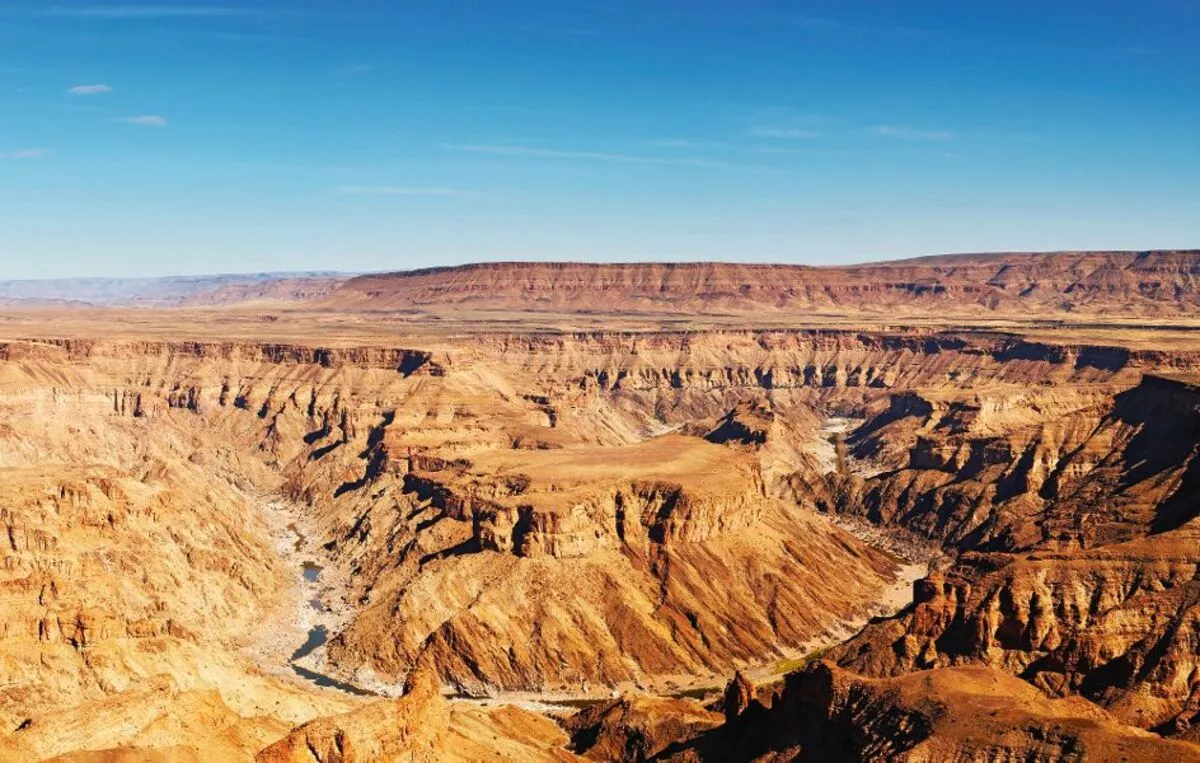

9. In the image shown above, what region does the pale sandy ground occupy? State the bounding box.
[4,303,1200,352]
[811,416,859,474]
[241,497,369,696]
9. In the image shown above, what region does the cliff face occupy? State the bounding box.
[668,663,1200,762]
[792,374,1200,736]
[0,359,360,760]
[326,251,1200,315]
[828,527,1200,734]
[826,374,1200,552]
[2,321,1200,759]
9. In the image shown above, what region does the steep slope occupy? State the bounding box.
[790,374,1200,735]
[667,663,1200,761]
[325,251,1200,316]
[2,318,1199,759]
[0,344,360,760]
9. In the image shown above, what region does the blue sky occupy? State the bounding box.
[1,1,1197,278]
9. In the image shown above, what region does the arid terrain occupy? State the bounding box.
[1,251,1199,761]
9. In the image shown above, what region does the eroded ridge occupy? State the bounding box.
[1,314,1198,760]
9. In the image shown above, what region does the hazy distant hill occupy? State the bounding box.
[0,272,351,307]
[5,250,1198,316]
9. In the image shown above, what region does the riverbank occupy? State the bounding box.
[240,496,374,697]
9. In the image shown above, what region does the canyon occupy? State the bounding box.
[0,252,1198,761]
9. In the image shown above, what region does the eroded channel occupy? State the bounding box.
[248,499,376,698]
[251,414,938,711]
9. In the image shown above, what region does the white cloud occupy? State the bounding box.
[69,83,113,95]
[44,6,267,18]
[746,126,823,139]
[646,138,816,157]
[335,186,468,196]
[122,115,168,127]
[0,148,50,159]
[870,125,954,140]
[336,64,373,75]
[443,143,742,168]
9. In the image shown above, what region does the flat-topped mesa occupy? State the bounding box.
[404,435,771,559]
[472,478,769,558]
[324,427,902,694]
[324,251,1200,315]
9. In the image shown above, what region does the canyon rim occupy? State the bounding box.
[5,3,1199,759]
[0,253,1198,761]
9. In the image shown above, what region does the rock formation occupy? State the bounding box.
[325,251,1200,316]
[667,663,1200,761]
[1,252,1199,760]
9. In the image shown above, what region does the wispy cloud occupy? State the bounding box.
[443,143,742,168]
[68,83,112,95]
[1,148,50,159]
[1114,45,1157,58]
[869,125,954,140]
[335,186,469,196]
[122,115,168,127]
[787,14,943,38]
[790,15,853,31]
[41,5,271,19]
[336,63,373,75]
[647,137,819,157]
[746,126,823,139]
[647,138,736,150]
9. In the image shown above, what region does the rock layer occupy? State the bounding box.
[327,251,1200,315]
[1,284,1199,759]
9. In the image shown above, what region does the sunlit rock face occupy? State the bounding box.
[2,253,1200,760]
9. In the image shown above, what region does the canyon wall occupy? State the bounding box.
[2,321,1199,758]
[327,250,1200,315]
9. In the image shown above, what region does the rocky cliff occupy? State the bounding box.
[326,251,1200,315]
[667,663,1200,761]
[1,317,1199,759]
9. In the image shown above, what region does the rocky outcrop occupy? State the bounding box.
[829,522,1200,735]
[665,663,1200,761]
[256,667,452,762]
[793,373,1200,737]
[826,374,1200,552]
[256,665,579,762]
[563,694,722,761]
[721,671,755,722]
[2,311,1200,759]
